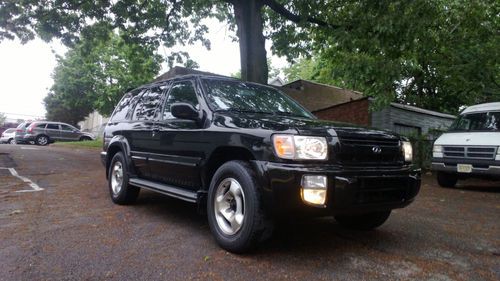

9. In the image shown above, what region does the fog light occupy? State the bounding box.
[301,175,327,206]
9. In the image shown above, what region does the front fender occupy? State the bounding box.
[105,135,135,179]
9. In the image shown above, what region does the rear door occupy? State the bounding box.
[45,123,61,141]
[127,85,166,179]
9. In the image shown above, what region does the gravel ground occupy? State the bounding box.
[0,144,498,281]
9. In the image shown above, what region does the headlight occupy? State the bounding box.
[433,144,443,158]
[273,135,328,160]
[496,146,500,161]
[402,141,413,162]
[433,145,442,153]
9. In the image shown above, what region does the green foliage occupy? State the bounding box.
[44,28,162,124]
[282,0,499,114]
[1,0,497,106]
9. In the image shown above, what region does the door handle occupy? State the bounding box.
[152,127,160,137]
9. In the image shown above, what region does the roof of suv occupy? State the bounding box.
[141,74,241,90]
[462,102,500,114]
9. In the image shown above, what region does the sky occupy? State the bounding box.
[0,19,287,121]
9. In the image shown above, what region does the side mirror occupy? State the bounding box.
[171,103,200,121]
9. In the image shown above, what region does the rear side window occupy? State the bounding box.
[46,124,59,130]
[35,123,46,129]
[132,86,164,121]
[162,81,199,120]
[110,89,143,122]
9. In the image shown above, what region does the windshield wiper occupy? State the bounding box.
[274,111,305,117]
[215,109,275,115]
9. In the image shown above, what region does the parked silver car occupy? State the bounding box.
[21,121,95,146]
[0,128,17,144]
[14,122,32,144]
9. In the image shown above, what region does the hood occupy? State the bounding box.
[213,113,401,140]
[435,132,500,146]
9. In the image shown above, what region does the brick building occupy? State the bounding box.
[280,80,456,136]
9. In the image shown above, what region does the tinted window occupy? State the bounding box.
[162,81,199,120]
[46,124,59,130]
[133,86,164,121]
[4,129,14,133]
[110,89,143,122]
[60,124,75,131]
[202,79,314,118]
[35,123,46,129]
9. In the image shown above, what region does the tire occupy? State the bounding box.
[437,172,457,188]
[36,135,49,146]
[80,136,92,141]
[108,152,140,205]
[8,139,15,145]
[207,160,272,253]
[335,210,391,231]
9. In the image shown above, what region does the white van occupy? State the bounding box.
[432,102,500,187]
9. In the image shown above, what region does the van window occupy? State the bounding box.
[451,112,500,131]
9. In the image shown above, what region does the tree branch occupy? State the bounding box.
[262,0,342,29]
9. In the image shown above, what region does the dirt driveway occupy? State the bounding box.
[0,144,498,280]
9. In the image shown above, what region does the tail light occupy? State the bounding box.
[27,123,36,133]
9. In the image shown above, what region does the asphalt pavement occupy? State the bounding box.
[0,144,498,280]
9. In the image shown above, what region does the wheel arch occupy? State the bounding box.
[202,146,256,191]
[105,135,134,179]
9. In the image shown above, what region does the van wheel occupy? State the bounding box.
[108,152,140,205]
[335,211,391,231]
[36,135,49,146]
[437,172,457,188]
[8,139,16,145]
[207,160,272,253]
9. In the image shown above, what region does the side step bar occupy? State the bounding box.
[129,178,198,203]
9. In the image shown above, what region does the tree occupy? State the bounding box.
[283,0,499,114]
[0,0,341,84]
[44,28,162,124]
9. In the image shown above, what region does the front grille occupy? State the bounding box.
[338,137,403,167]
[443,146,497,160]
[355,177,408,204]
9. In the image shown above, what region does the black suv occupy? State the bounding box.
[101,75,420,253]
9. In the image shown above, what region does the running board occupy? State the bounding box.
[129,178,198,203]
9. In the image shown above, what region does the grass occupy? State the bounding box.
[53,139,102,149]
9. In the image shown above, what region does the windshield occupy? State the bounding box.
[450,112,500,131]
[202,79,314,118]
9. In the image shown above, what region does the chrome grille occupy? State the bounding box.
[443,146,497,159]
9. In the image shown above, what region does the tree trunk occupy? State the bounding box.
[233,0,268,84]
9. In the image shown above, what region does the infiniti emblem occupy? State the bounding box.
[372,146,382,154]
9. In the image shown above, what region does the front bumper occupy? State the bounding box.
[252,161,421,216]
[100,151,107,166]
[432,157,500,176]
